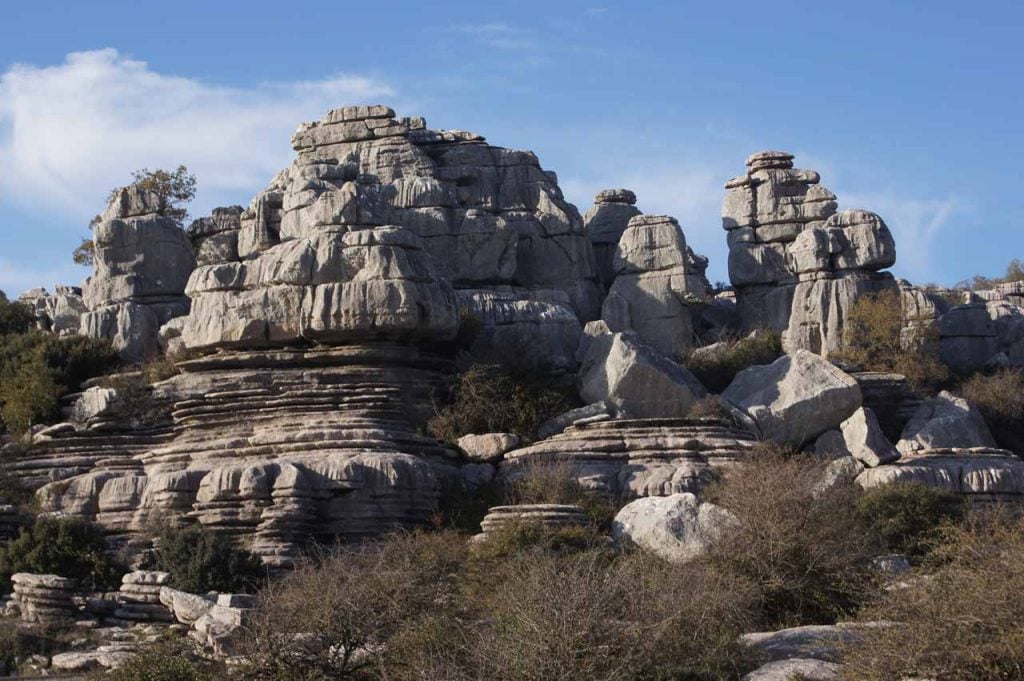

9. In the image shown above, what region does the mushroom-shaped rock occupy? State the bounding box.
[612,492,736,563]
[896,391,997,453]
[578,329,707,418]
[722,350,862,446]
[583,188,643,286]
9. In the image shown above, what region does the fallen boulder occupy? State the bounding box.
[611,492,735,563]
[896,391,997,453]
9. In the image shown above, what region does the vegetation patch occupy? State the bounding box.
[144,524,265,594]
[0,516,122,592]
[959,368,1024,454]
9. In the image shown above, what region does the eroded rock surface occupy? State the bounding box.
[612,492,735,563]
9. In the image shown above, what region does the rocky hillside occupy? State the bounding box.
[1,104,1022,678]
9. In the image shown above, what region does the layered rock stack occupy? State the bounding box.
[503,417,757,499]
[723,151,838,332]
[187,206,244,267]
[113,571,175,623]
[938,296,1024,372]
[11,573,77,623]
[723,152,900,357]
[583,189,642,287]
[80,186,196,361]
[474,504,590,541]
[601,215,711,357]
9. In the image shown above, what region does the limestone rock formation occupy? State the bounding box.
[578,328,707,418]
[114,571,174,623]
[81,186,196,361]
[583,188,642,287]
[457,433,520,464]
[187,206,243,266]
[814,407,899,468]
[742,659,841,681]
[722,350,862,447]
[600,215,710,356]
[857,448,1024,498]
[188,104,602,369]
[722,152,899,358]
[502,417,756,499]
[474,504,589,542]
[11,573,76,623]
[611,492,735,563]
[723,151,837,331]
[18,286,88,336]
[937,296,1024,372]
[896,391,997,453]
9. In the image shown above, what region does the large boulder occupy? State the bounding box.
[600,214,710,357]
[896,391,997,453]
[611,492,736,563]
[815,407,899,467]
[578,329,707,418]
[723,350,862,446]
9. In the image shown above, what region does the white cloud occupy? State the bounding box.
[840,193,957,282]
[452,23,540,52]
[0,49,397,220]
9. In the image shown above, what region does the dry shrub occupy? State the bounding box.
[686,395,734,420]
[704,445,879,627]
[854,483,964,559]
[681,330,783,393]
[959,368,1024,454]
[406,550,759,681]
[428,363,578,444]
[504,460,617,529]
[842,510,1024,680]
[840,289,950,391]
[236,531,467,681]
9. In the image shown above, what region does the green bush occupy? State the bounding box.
[959,368,1024,454]
[681,330,782,393]
[842,510,1024,680]
[147,524,265,594]
[0,516,122,591]
[0,295,35,336]
[428,363,578,444]
[0,331,119,434]
[855,483,964,559]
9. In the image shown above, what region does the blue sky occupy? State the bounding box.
[1,0,1021,293]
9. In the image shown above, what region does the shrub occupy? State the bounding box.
[147,524,265,594]
[0,619,78,675]
[97,637,222,681]
[681,330,782,392]
[0,331,119,434]
[236,531,467,681]
[854,483,964,559]
[503,460,617,529]
[0,516,122,591]
[442,550,759,681]
[98,374,173,426]
[0,295,35,336]
[959,368,1024,454]
[427,363,578,444]
[840,288,949,391]
[686,395,734,419]
[842,510,1024,680]
[469,521,610,563]
[704,446,879,627]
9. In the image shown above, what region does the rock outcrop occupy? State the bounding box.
[18,286,88,336]
[722,350,862,446]
[11,573,76,623]
[600,215,710,356]
[857,448,1024,499]
[503,417,756,499]
[814,407,899,468]
[474,504,590,542]
[578,328,707,418]
[896,391,997,453]
[81,187,196,361]
[113,571,174,623]
[722,152,898,357]
[583,189,642,287]
[611,492,735,563]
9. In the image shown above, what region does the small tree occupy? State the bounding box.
[0,295,35,336]
[0,517,122,591]
[127,165,197,224]
[148,524,264,594]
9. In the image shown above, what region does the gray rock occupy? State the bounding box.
[537,402,612,439]
[740,624,861,663]
[896,391,997,453]
[742,659,841,681]
[71,387,123,423]
[723,350,862,446]
[579,329,707,418]
[601,215,709,357]
[857,447,1024,497]
[815,407,899,467]
[457,433,521,463]
[612,493,736,563]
